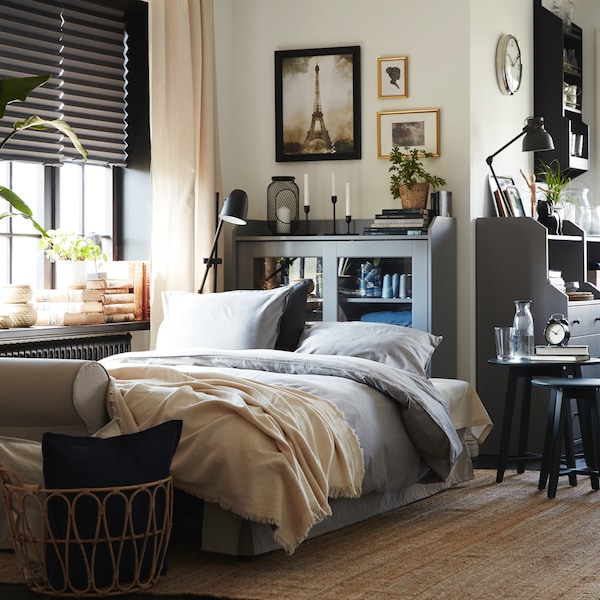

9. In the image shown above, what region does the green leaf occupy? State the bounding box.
[0,186,48,236]
[15,116,88,161]
[0,74,51,119]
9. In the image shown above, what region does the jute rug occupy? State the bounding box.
[2,469,600,599]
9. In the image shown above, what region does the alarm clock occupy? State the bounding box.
[544,313,570,346]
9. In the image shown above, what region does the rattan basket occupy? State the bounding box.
[398,182,429,210]
[1,468,173,597]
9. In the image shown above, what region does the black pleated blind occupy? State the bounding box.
[0,0,62,162]
[0,0,128,165]
[60,0,127,165]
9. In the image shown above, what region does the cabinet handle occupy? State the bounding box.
[595,317,600,323]
[572,318,581,325]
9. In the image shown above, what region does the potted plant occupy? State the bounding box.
[536,159,571,203]
[0,74,88,237]
[39,229,106,289]
[389,147,446,209]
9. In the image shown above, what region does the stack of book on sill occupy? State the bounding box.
[362,208,430,236]
[532,344,591,361]
[34,260,150,326]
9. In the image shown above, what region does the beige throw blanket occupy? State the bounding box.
[105,363,365,555]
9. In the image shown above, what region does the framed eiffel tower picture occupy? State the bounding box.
[275,46,361,162]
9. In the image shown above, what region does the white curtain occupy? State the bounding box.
[147,0,221,347]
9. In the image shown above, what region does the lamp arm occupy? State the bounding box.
[198,219,224,293]
[485,127,527,166]
[485,127,527,200]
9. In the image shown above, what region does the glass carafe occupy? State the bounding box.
[512,300,534,358]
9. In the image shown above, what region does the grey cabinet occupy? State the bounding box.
[476,217,600,454]
[234,217,456,378]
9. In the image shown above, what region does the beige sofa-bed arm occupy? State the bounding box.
[0,357,111,441]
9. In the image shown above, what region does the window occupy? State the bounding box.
[0,0,149,287]
[0,163,116,288]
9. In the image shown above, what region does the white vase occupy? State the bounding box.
[55,261,88,289]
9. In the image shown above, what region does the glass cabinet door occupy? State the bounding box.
[337,256,413,326]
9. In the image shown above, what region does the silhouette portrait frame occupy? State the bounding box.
[275,46,361,162]
[378,57,408,99]
[377,108,440,159]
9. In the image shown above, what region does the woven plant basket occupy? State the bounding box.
[1,468,173,597]
[398,182,429,210]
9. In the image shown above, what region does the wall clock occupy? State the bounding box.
[496,34,522,95]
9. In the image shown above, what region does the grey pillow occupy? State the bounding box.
[156,287,294,350]
[295,321,441,377]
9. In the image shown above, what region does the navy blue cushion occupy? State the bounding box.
[42,420,182,592]
[275,279,311,351]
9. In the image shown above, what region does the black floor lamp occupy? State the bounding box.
[199,189,248,294]
[486,116,555,197]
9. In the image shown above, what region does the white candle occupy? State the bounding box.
[331,171,336,197]
[345,182,351,216]
[303,173,309,207]
[276,206,291,234]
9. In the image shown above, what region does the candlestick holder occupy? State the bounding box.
[331,195,337,234]
[304,204,310,234]
[345,215,352,235]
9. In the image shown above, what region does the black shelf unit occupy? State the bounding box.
[533,0,588,178]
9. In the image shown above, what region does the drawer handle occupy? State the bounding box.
[572,318,581,325]
[595,317,600,323]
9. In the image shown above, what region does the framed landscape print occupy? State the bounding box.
[377,108,440,159]
[275,46,361,162]
[378,56,408,99]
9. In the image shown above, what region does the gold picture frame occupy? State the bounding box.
[377,108,440,159]
[378,56,408,99]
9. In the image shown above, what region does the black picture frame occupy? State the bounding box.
[275,46,361,162]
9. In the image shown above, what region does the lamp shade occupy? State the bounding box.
[522,117,555,152]
[220,189,248,225]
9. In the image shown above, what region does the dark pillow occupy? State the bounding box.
[42,420,182,592]
[275,279,311,351]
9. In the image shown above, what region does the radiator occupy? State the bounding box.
[0,333,131,360]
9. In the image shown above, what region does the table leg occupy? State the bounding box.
[517,376,532,474]
[547,388,566,499]
[497,370,518,483]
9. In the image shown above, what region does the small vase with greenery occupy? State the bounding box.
[0,74,88,237]
[389,147,446,209]
[536,159,571,203]
[39,229,105,263]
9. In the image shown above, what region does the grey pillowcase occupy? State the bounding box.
[295,321,442,377]
[156,287,294,351]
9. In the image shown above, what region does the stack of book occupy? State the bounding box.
[87,278,136,323]
[35,288,106,326]
[548,269,566,292]
[362,208,430,236]
[532,344,590,361]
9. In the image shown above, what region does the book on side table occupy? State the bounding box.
[533,344,590,361]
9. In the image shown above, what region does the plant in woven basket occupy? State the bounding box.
[389,147,446,207]
[0,74,88,237]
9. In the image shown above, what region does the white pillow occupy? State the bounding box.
[295,321,442,377]
[0,436,44,549]
[156,287,294,351]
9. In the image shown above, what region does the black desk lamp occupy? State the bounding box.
[486,116,555,197]
[199,189,248,293]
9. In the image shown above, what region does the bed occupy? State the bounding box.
[97,284,492,556]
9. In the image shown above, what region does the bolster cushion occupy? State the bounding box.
[0,358,111,441]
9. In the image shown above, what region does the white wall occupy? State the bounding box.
[214,0,592,383]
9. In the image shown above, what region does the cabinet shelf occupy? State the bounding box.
[534,0,588,177]
[234,217,456,377]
